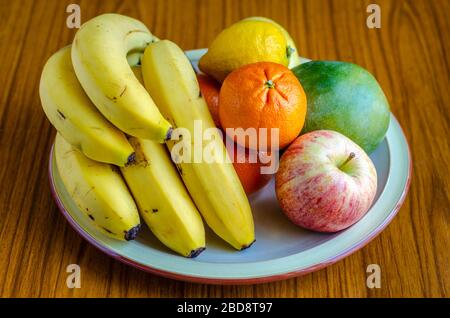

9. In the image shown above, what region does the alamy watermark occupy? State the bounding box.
[66,264,81,288]
[367,4,381,29]
[169,121,279,174]
[366,264,381,288]
[66,4,81,29]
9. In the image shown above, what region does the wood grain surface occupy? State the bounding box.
[0,0,448,298]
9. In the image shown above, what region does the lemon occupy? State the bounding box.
[199,20,288,82]
[242,16,301,68]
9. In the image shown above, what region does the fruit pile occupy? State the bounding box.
[40,14,390,258]
[198,17,389,233]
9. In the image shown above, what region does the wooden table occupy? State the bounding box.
[0,0,448,298]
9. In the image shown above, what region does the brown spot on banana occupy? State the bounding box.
[125,29,148,36]
[119,85,127,97]
[84,186,95,197]
[108,85,127,102]
[102,227,114,235]
[57,109,66,120]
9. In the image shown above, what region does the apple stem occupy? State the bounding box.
[340,152,356,170]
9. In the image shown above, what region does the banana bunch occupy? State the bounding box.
[41,14,173,165]
[40,13,255,256]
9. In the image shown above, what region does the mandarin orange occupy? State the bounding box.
[219,62,306,150]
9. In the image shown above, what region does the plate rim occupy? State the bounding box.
[48,52,412,284]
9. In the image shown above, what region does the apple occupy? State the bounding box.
[275,130,377,232]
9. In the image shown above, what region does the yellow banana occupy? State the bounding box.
[141,40,255,250]
[71,13,172,142]
[40,46,134,166]
[54,133,141,241]
[120,137,206,257]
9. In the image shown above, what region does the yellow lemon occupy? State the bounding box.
[242,16,301,68]
[199,20,288,82]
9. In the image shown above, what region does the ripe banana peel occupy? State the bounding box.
[120,137,206,257]
[54,133,141,241]
[141,40,255,250]
[71,13,172,142]
[40,46,134,166]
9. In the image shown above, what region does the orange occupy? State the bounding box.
[219,62,306,150]
[197,74,221,127]
[224,134,273,195]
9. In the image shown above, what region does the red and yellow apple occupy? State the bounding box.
[275,130,377,232]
